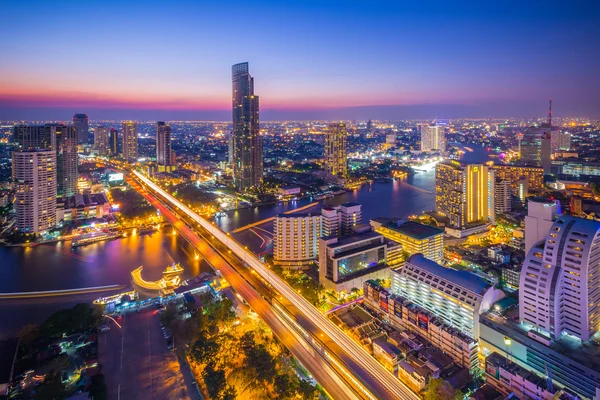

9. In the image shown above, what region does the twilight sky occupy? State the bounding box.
[1,0,599,120]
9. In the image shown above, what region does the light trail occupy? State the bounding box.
[132,170,419,400]
[0,284,125,299]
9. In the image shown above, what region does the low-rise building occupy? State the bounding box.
[372,335,402,372]
[501,264,520,289]
[56,193,112,223]
[371,219,444,263]
[319,230,394,292]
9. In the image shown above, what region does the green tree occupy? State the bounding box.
[159,303,179,328]
[424,378,463,400]
[274,373,297,399]
[202,362,228,399]
[41,303,103,337]
[297,378,319,399]
[189,334,220,364]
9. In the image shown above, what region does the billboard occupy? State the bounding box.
[393,303,403,319]
[108,173,124,182]
[418,313,429,331]
[408,311,417,326]
[486,360,499,379]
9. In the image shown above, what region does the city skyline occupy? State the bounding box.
[1,1,599,120]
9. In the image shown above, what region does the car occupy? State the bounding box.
[99,325,110,332]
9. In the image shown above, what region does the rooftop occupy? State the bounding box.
[383,220,443,239]
[406,254,491,295]
[340,202,361,208]
[326,231,383,250]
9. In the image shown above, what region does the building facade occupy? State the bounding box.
[435,160,490,235]
[122,121,138,162]
[319,230,396,292]
[371,219,444,263]
[273,213,321,268]
[13,150,57,233]
[321,206,341,237]
[232,62,262,191]
[94,125,110,156]
[340,202,362,235]
[324,122,348,177]
[73,113,89,144]
[156,121,175,171]
[12,125,52,150]
[392,254,505,339]
[520,126,553,174]
[494,179,512,216]
[50,124,78,198]
[524,197,559,253]
[551,131,571,152]
[520,215,600,342]
[109,128,118,156]
[420,124,446,153]
[491,164,544,195]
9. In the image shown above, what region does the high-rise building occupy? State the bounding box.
[156,121,174,171]
[49,124,78,198]
[94,125,110,156]
[324,123,347,177]
[13,149,57,233]
[420,124,446,153]
[520,126,553,174]
[491,164,544,195]
[273,213,321,268]
[12,125,52,150]
[232,62,262,191]
[435,160,489,236]
[524,197,559,253]
[122,121,138,163]
[370,219,444,263]
[73,113,89,144]
[321,206,341,237]
[366,119,373,133]
[551,130,571,152]
[391,254,505,339]
[339,202,362,235]
[570,195,583,216]
[109,128,119,156]
[520,215,600,341]
[494,179,512,216]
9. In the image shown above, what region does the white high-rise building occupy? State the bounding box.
[420,124,446,153]
[519,216,600,341]
[13,150,57,233]
[551,130,571,152]
[321,206,341,237]
[340,202,362,235]
[122,121,138,163]
[494,179,512,215]
[273,213,321,269]
[94,125,110,156]
[524,197,559,253]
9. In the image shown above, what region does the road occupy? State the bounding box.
[127,177,361,400]
[130,170,419,400]
[98,309,189,400]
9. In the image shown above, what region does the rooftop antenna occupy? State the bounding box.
[547,99,552,126]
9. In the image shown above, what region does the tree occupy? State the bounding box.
[202,363,227,399]
[41,303,103,338]
[297,378,319,399]
[18,323,41,349]
[189,334,220,364]
[274,373,297,399]
[424,378,463,400]
[34,371,67,400]
[159,304,179,328]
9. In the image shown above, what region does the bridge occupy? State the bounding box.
[129,169,419,400]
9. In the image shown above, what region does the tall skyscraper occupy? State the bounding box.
[435,160,489,234]
[520,101,555,174]
[13,149,57,233]
[122,121,138,162]
[524,197,559,253]
[324,122,347,177]
[49,124,78,198]
[109,128,119,156]
[94,125,110,156]
[232,62,262,191]
[420,124,446,153]
[73,113,89,144]
[156,121,174,171]
[551,130,571,152]
[13,125,52,150]
[520,215,600,341]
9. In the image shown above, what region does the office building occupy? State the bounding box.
[232,62,262,191]
[156,121,175,171]
[340,202,362,235]
[273,213,321,269]
[94,125,110,156]
[491,164,544,195]
[420,124,446,153]
[551,131,571,152]
[13,150,57,233]
[570,195,583,216]
[56,192,111,223]
[122,121,138,162]
[524,197,559,253]
[109,128,118,156]
[324,122,348,177]
[385,134,397,147]
[12,125,52,150]
[49,124,78,198]
[391,254,505,339]
[494,179,512,215]
[366,119,373,133]
[435,160,490,237]
[364,280,479,373]
[321,206,341,237]
[73,113,89,144]
[520,126,554,174]
[371,219,444,264]
[520,215,600,342]
[319,230,399,292]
